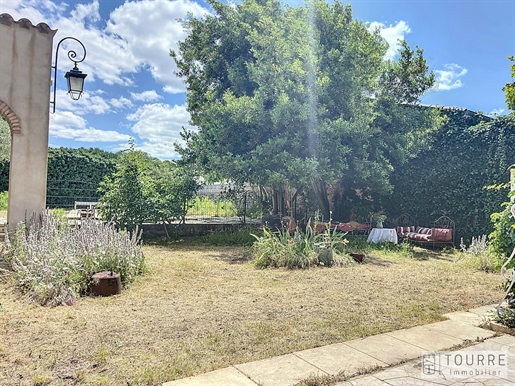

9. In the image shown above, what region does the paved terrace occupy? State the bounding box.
[163,304,515,386]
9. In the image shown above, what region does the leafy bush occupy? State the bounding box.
[489,203,515,267]
[0,191,7,210]
[98,141,199,234]
[493,307,515,328]
[251,224,352,269]
[2,211,145,307]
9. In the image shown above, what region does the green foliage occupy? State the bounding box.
[0,117,10,162]
[173,0,440,220]
[203,226,259,246]
[493,307,515,328]
[382,109,509,243]
[46,147,119,208]
[2,210,145,307]
[457,235,497,272]
[0,159,7,192]
[489,203,515,266]
[99,141,200,234]
[251,224,352,269]
[503,56,515,110]
[0,191,7,210]
[98,142,157,233]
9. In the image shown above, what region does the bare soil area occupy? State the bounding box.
[0,244,503,385]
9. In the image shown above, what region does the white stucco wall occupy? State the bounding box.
[0,14,56,232]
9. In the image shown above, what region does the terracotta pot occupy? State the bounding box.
[90,271,121,296]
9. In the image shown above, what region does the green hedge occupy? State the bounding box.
[45,147,119,208]
[382,111,514,243]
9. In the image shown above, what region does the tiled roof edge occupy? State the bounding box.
[0,13,56,34]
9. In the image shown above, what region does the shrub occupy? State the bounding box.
[251,223,352,269]
[2,210,145,306]
[489,203,515,268]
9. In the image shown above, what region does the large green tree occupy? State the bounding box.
[173,0,440,220]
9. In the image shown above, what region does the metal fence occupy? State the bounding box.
[185,184,264,224]
[45,180,266,224]
[46,180,100,209]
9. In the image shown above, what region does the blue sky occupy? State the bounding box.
[1,0,514,159]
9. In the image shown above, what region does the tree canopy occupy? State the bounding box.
[503,56,515,111]
[172,0,441,219]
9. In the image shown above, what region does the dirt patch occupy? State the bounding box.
[0,244,503,385]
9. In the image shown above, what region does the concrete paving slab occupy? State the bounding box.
[294,342,387,377]
[336,375,385,385]
[449,380,513,386]
[234,353,326,386]
[161,366,257,386]
[443,311,489,326]
[344,334,424,365]
[386,325,465,351]
[424,320,495,341]
[468,305,497,319]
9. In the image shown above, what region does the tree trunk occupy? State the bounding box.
[272,186,286,215]
[311,177,330,221]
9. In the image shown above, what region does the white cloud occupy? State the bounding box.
[111,96,134,109]
[488,108,506,117]
[5,0,209,91]
[368,21,411,60]
[433,64,468,91]
[106,0,209,93]
[131,90,162,102]
[50,111,131,142]
[54,89,110,115]
[126,103,195,159]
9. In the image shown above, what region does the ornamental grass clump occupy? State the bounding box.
[251,222,352,269]
[2,210,145,306]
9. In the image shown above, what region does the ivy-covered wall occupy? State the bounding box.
[383,110,514,243]
[45,147,119,207]
[0,147,119,206]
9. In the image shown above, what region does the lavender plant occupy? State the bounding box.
[458,235,496,272]
[2,210,145,306]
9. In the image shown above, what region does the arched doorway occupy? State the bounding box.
[0,14,56,232]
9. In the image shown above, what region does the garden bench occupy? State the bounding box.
[74,201,98,218]
[394,214,455,248]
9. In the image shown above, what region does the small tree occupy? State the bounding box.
[98,141,158,233]
[98,141,200,237]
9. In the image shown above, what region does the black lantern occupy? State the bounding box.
[50,37,87,113]
[64,65,87,101]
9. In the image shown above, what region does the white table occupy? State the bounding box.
[367,228,398,244]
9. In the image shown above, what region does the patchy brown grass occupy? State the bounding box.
[0,243,503,385]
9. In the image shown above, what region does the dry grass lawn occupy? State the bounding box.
[0,243,504,385]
